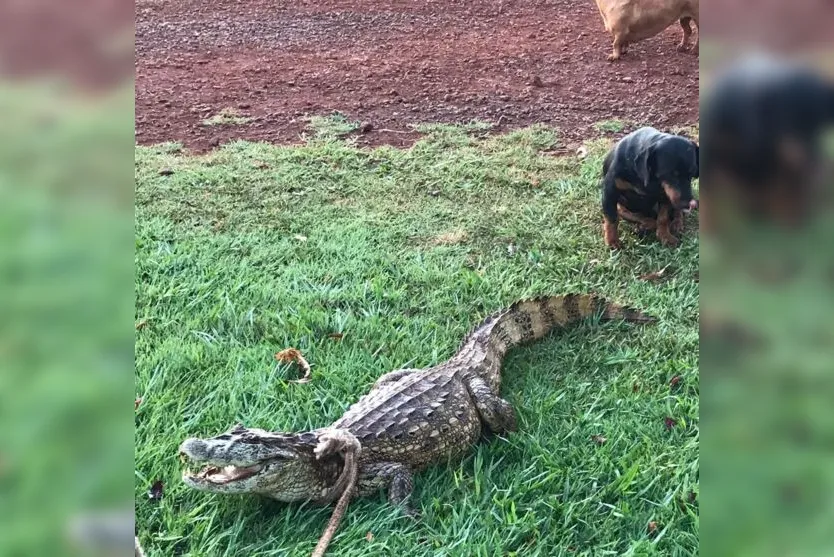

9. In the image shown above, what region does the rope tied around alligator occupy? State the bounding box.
[310,429,362,557]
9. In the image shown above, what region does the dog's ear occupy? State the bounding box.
[692,140,699,178]
[635,145,656,188]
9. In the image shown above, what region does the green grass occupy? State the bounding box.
[135,124,699,556]
[593,119,628,134]
[203,107,253,127]
[306,112,361,139]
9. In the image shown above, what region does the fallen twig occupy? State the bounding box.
[639,264,672,282]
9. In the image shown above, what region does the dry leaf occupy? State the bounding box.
[432,230,468,246]
[148,480,164,501]
[365,532,374,542]
[135,319,149,330]
[591,434,607,445]
[639,265,670,282]
[647,521,658,534]
[664,417,676,430]
[576,146,588,159]
[294,234,308,242]
[669,375,682,388]
[328,333,344,341]
[275,348,312,383]
[135,397,143,410]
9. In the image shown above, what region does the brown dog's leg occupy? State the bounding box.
[608,35,626,61]
[656,205,679,247]
[691,17,699,54]
[603,217,621,249]
[618,204,656,231]
[671,209,685,234]
[677,17,693,51]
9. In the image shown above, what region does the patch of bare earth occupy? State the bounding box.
[135,0,698,151]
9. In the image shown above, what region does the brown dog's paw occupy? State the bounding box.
[607,53,621,62]
[658,234,679,248]
[670,220,684,235]
[603,221,621,249]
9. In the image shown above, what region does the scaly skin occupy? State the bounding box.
[179,294,653,516]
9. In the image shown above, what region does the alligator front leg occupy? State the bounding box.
[465,376,518,434]
[358,462,419,518]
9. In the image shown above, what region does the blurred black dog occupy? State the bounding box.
[601,127,699,249]
[700,54,834,229]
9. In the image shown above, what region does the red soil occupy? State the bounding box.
[135,0,699,151]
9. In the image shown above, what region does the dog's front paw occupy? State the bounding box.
[658,233,679,248]
[670,219,684,235]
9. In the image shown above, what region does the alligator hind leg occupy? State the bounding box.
[358,462,419,518]
[465,376,518,434]
[371,368,418,390]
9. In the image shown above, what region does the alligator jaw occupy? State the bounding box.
[183,462,264,485]
[179,449,265,487]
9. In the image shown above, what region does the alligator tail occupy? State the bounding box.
[457,294,654,365]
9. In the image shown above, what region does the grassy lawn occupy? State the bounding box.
[135,123,699,556]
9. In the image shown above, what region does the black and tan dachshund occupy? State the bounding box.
[601,127,699,249]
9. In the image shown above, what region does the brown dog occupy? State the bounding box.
[593,0,699,61]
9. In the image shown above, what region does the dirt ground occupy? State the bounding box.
[135,0,699,151]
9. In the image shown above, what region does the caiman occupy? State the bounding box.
[179,294,653,554]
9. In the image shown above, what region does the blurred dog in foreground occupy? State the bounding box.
[601,127,699,249]
[700,55,834,231]
[593,0,699,61]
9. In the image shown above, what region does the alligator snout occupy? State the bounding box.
[179,438,209,460]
